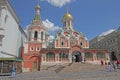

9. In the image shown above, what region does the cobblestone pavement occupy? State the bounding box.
[0,63,120,80]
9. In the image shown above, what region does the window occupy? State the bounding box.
[68,21,70,26]
[96,52,105,59]
[59,52,68,58]
[29,32,31,40]
[0,7,2,17]
[64,22,66,27]
[36,47,40,51]
[46,52,55,61]
[61,42,64,46]
[30,47,34,51]
[34,31,38,39]
[85,52,93,58]
[41,32,43,40]
[5,15,8,23]
[46,52,55,58]
[80,42,82,46]
[0,8,1,18]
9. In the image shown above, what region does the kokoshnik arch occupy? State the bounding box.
[22,5,110,72]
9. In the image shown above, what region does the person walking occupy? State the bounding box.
[100,60,104,66]
[11,65,16,77]
[107,62,112,72]
[111,51,117,71]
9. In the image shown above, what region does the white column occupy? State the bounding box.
[69,51,72,63]
[82,52,85,62]
[43,32,45,42]
[38,31,41,42]
[31,31,34,41]
[69,54,72,63]
[93,53,97,61]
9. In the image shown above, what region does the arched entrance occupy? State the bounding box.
[72,51,82,62]
[33,61,37,71]
[29,55,40,71]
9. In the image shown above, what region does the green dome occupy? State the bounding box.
[45,32,50,36]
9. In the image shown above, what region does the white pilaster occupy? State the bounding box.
[82,52,85,62]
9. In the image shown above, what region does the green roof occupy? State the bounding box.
[34,14,41,21]
[45,32,50,36]
[0,58,22,62]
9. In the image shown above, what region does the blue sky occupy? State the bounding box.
[10,0,120,40]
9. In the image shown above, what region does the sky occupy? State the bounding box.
[9,0,120,40]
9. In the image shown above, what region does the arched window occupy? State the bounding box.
[61,42,64,46]
[41,32,43,40]
[85,52,93,61]
[96,52,105,60]
[85,52,93,58]
[68,21,70,26]
[4,15,8,23]
[46,52,55,61]
[29,31,31,40]
[0,8,1,18]
[34,31,38,39]
[59,52,68,58]
[64,21,66,27]
[80,42,82,46]
[59,52,68,61]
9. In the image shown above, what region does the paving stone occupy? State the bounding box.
[0,63,120,80]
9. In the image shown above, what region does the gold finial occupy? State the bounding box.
[36,5,40,10]
[36,0,41,10]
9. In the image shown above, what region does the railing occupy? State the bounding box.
[46,58,55,62]
[85,58,93,61]
[59,58,69,61]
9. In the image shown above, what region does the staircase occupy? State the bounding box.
[40,62,107,73]
[60,62,107,73]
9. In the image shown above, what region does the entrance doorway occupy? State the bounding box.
[33,62,37,71]
[72,51,82,62]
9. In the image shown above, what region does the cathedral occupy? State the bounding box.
[22,5,109,72]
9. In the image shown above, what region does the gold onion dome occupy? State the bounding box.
[63,12,73,20]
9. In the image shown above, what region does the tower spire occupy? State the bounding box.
[32,4,42,26]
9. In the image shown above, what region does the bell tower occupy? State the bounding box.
[27,5,47,42]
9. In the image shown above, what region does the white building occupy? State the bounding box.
[0,0,27,74]
[89,28,120,60]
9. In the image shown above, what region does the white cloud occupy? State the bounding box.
[48,35,54,42]
[46,0,73,7]
[42,19,62,33]
[99,29,115,36]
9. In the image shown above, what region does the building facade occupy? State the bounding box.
[89,28,120,60]
[22,5,109,72]
[0,0,27,74]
